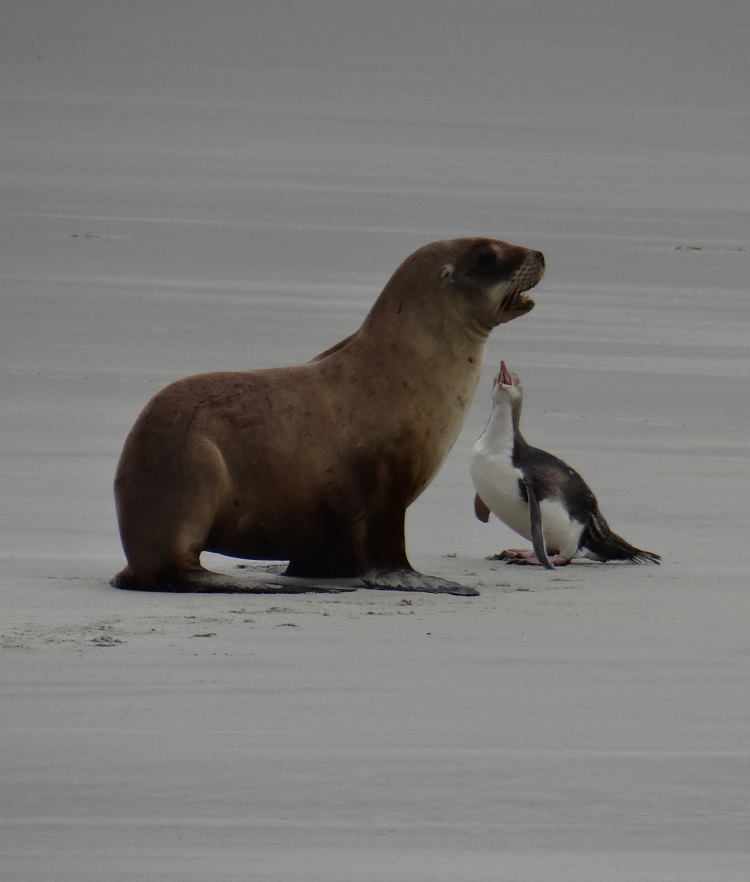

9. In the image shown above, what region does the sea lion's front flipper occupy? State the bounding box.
[361,567,479,597]
[524,479,554,570]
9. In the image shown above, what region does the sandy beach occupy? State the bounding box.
[2,2,749,879]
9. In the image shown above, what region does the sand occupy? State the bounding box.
[1,1,749,879]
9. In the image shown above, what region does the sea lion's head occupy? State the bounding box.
[441,238,545,331]
[364,237,544,343]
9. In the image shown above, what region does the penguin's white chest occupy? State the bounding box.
[470,444,532,541]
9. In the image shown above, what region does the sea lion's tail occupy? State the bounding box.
[582,510,661,565]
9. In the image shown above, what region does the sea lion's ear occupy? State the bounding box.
[440,263,454,281]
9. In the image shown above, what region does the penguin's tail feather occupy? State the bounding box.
[583,510,661,564]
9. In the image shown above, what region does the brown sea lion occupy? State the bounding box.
[112,237,545,595]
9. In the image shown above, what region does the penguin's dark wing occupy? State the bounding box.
[523,446,597,522]
[523,478,554,570]
[474,493,491,523]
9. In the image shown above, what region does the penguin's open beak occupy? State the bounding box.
[495,359,514,388]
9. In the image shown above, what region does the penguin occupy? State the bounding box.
[469,360,660,568]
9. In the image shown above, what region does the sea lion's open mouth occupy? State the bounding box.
[500,284,536,315]
[497,257,544,320]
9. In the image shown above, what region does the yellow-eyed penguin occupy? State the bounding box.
[470,360,660,568]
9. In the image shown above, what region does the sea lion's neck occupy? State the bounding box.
[362,281,492,349]
[355,321,486,412]
[318,317,486,489]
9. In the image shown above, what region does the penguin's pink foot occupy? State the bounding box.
[492,549,571,567]
[492,548,537,562]
[546,554,571,566]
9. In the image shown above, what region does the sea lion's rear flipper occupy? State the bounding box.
[474,493,491,523]
[524,479,554,570]
[111,567,357,594]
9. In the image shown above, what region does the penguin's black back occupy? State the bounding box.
[514,436,660,564]
[513,439,597,524]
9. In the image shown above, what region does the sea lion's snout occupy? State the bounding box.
[494,248,544,318]
[512,249,545,289]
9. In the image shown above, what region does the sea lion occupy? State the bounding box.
[112,237,545,595]
[470,360,661,567]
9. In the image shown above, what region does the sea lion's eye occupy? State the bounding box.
[468,246,498,276]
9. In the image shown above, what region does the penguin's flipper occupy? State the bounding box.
[474,493,491,523]
[524,479,554,570]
